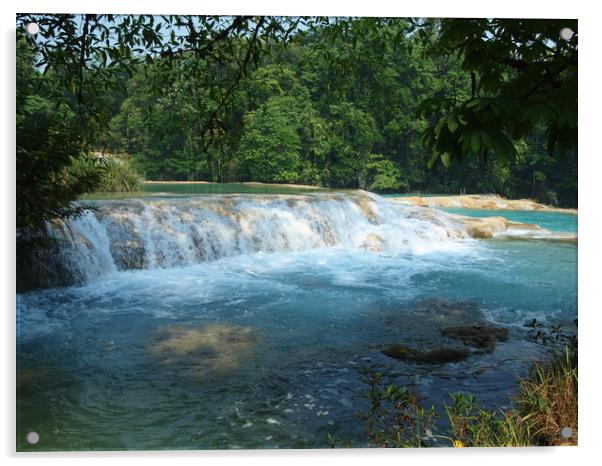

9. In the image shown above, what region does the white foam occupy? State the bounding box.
[43,191,476,284]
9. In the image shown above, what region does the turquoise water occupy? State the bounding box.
[87,184,446,200]
[82,182,328,200]
[143,183,326,195]
[16,195,577,450]
[140,184,442,197]
[440,207,578,233]
[380,193,452,198]
[142,182,327,195]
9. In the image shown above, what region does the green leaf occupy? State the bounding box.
[427,151,439,169]
[447,115,459,133]
[441,152,451,167]
[470,132,482,154]
[434,117,446,136]
[480,131,493,150]
[466,98,481,109]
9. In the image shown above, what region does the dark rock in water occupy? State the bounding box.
[110,239,146,270]
[382,344,470,364]
[441,323,509,352]
[17,235,82,292]
[409,298,484,326]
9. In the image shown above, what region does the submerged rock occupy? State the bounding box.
[369,298,487,353]
[378,298,511,363]
[409,298,484,326]
[382,344,469,364]
[17,366,63,398]
[441,323,509,352]
[359,233,386,252]
[148,323,257,375]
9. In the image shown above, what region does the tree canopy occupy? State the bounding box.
[417,18,577,168]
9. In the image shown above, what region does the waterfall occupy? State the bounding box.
[19,191,472,290]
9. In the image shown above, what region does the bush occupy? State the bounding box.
[447,342,577,447]
[95,155,144,192]
[358,372,437,447]
[365,154,406,193]
[515,343,578,445]
[445,392,533,447]
[538,190,559,207]
[17,94,102,231]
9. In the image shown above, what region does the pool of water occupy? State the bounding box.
[380,193,453,198]
[83,183,329,200]
[440,207,578,233]
[16,195,577,450]
[86,184,451,200]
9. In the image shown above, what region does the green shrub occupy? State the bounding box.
[358,372,437,448]
[445,392,533,447]
[95,156,144,192]
[366,154,406,193]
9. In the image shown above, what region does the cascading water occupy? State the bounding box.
[24,191,472,289]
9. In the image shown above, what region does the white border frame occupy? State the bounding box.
[3,1,599,465]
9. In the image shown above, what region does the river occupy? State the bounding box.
[16,189,577,450]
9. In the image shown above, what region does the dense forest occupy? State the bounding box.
[17,16,578,234]
[99,22,577,207]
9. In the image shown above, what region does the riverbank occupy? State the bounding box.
[144,180,327,190]
[391,194,577,215]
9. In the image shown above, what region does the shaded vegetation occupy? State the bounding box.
[420,19,577,168]
[95,156,144,192]
[17,39,101,230]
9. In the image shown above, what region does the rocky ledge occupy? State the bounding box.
[449,213,576,241]
[391,194,576,215]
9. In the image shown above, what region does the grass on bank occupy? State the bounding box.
[331,337,577,448]
[96,156,144,192]
[515,342,578,445]
[447,342,577,447]
[446,342,577,447]
[69,154,144,193]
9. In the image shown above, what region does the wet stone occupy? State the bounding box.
[382,344,470,364]
[410,298,483,325]
[441,323,509,352]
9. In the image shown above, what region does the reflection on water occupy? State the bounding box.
[83,182,329,200]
